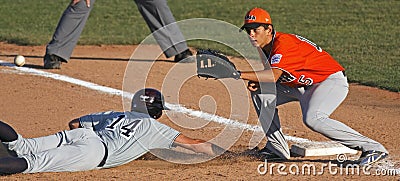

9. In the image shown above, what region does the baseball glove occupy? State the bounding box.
[196,49,241,79]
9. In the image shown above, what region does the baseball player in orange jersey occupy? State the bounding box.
[237,7,388,165]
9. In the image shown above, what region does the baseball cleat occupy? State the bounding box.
[258,147,286,161]
[43,54,67,69]
[357,150,388,166]
[242,147,285,161]
[174,49,194,63]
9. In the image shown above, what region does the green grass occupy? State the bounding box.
[0,0,399,91]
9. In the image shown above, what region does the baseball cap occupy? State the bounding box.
[240,7,272,30]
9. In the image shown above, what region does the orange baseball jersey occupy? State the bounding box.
[268,32,344,87]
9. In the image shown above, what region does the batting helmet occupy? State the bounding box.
[131,88,169,119]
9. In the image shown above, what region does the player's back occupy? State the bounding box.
[94,111,179,168]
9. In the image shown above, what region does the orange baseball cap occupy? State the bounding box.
[240,7,272,30]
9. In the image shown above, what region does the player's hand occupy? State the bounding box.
[68,118,82,130]
[71,0,90,8]
[247,81,259,92]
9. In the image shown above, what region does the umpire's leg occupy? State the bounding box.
[135,0,189,58]
[45,0,96,61]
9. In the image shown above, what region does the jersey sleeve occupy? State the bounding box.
[144,119,180,150]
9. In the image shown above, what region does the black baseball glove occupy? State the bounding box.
[196,49,241,79]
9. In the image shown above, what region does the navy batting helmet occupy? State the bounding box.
[131,88,169,119]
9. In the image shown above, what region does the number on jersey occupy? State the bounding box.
[106,114,142,139]
[295,35,322,52]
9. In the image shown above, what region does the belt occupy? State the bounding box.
[97,141,108,167]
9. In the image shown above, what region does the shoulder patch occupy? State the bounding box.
[270,54,282,64]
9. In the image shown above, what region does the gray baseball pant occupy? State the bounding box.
[4,128,104,173]
[46,0,188,61]
[135,0,188,58]
[252,71,388,159]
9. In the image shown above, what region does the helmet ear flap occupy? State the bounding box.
[131,88,167,119]
[147,107,162,119]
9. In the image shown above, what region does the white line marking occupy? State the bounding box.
[0,61,133,98]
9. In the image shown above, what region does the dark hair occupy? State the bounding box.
[243,23,274,34]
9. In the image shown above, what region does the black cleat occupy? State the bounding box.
[43,54,67,69]
[241,147,286,161]
[173,49,194,63]
[258,147,286,161]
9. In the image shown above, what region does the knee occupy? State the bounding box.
[259,94,277,109]
[303,112,329,131]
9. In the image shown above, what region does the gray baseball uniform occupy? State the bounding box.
[79,111,180,168]
[253,73,388,159]
[4,111,180,173]
[46,0,188,61]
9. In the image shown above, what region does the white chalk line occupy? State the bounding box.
[1,60,398,171]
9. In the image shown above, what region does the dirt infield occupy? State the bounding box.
[0,42,399,180]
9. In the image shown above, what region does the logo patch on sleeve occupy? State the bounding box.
[270,54,282,64]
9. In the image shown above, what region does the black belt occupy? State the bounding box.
[97,141,108,167]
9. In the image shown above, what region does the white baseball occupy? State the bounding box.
[14,55,25,67]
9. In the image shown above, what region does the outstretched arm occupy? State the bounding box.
[172,134,226,156]
[240,68,282,92]
[239,68,282,83]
